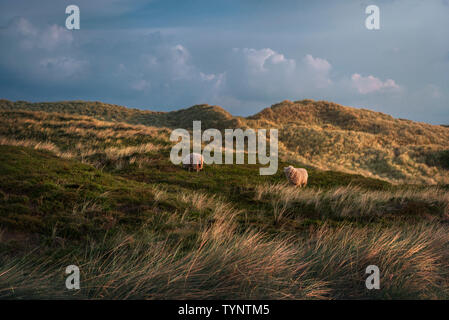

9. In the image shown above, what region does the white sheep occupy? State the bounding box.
[182,153,204,172]
[283,166,308,187]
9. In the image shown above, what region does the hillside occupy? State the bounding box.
[1,98,449,184]
[250,99,449,145]
[249,100,449,184]
[0,104,449,299]
[1,143,449,299]
[0,100,242,130]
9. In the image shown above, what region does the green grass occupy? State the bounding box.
[0,145,393,239]
[0,103,449,299]
[2,98,449,184]
[0,145,448,300]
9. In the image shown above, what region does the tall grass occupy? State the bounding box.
[0,204,329,299]
[1,207,448,299]
[255,183,449,219]
[252,100,449,184]
[0,136,61,155]
[2,102,449,184]
[300,223,449,299]
[0,110,170,169]
[1,103,449,299]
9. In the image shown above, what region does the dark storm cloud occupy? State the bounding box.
[0,0,448,123]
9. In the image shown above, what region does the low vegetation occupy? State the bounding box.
[255,184,449,221]
[2,98,448,183]
[0,99,448,299]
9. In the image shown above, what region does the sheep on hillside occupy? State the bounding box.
[182,153,204,172]
[283,166,308,187]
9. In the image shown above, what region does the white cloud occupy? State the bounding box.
[0,17,84,83]
[117,43,225,102]
[200,72,216,81]
[351,73,400,94]
[169,44,194,80]
[236,48,296,72]
[0,19,408,117]
[13,17,36,36]
[303,54,332,88]
[139,44,198,81]
[304,54,331,73]
[39,24,73,50]
[224,48,334,104]
[6,17,73,50]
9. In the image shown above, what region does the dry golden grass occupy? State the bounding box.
[278,125,449,184]
[1,102,449,300]
[0,201,328,299]
[0,136,61,155]
[0,110,170,169]
[2,98,449,184]
[300,223,449,299]
[3,99,449,184]
[255,183,449,219]
[1,204,448,299]
[248,100,449,184]
[176,192,223,212]
[103,144,159,161]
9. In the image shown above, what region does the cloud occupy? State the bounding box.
[236,48,296,72]
[0,15,411,118]
[0,17,82,83]
[109,43,402,114]
[39,25,73,50]
[11,17,36,36]
[0,0,448,124]
[304,54,331,73]
[224,48,334,104]
[39,57,86,75]
[108,41,225,107]
[0,16,405,116]
[303,54,332,88]
[5,17,73,50]
[351,73,400,94]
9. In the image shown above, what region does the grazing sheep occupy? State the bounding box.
[283,166,308,187]
[182,153,204,172]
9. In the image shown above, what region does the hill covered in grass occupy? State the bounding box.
[1,98,449,184]
[0,99,242,130]
[250,99,449,184]
[1,141,449,299]
[0,97,448,299]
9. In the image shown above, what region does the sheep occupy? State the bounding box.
[182,153,204,172]
[283,165,308,187]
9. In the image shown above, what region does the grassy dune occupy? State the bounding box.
[250,100,449,184]
[2,98,449,184]
[0,101,449,299]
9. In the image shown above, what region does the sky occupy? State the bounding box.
[0,0,448,123]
